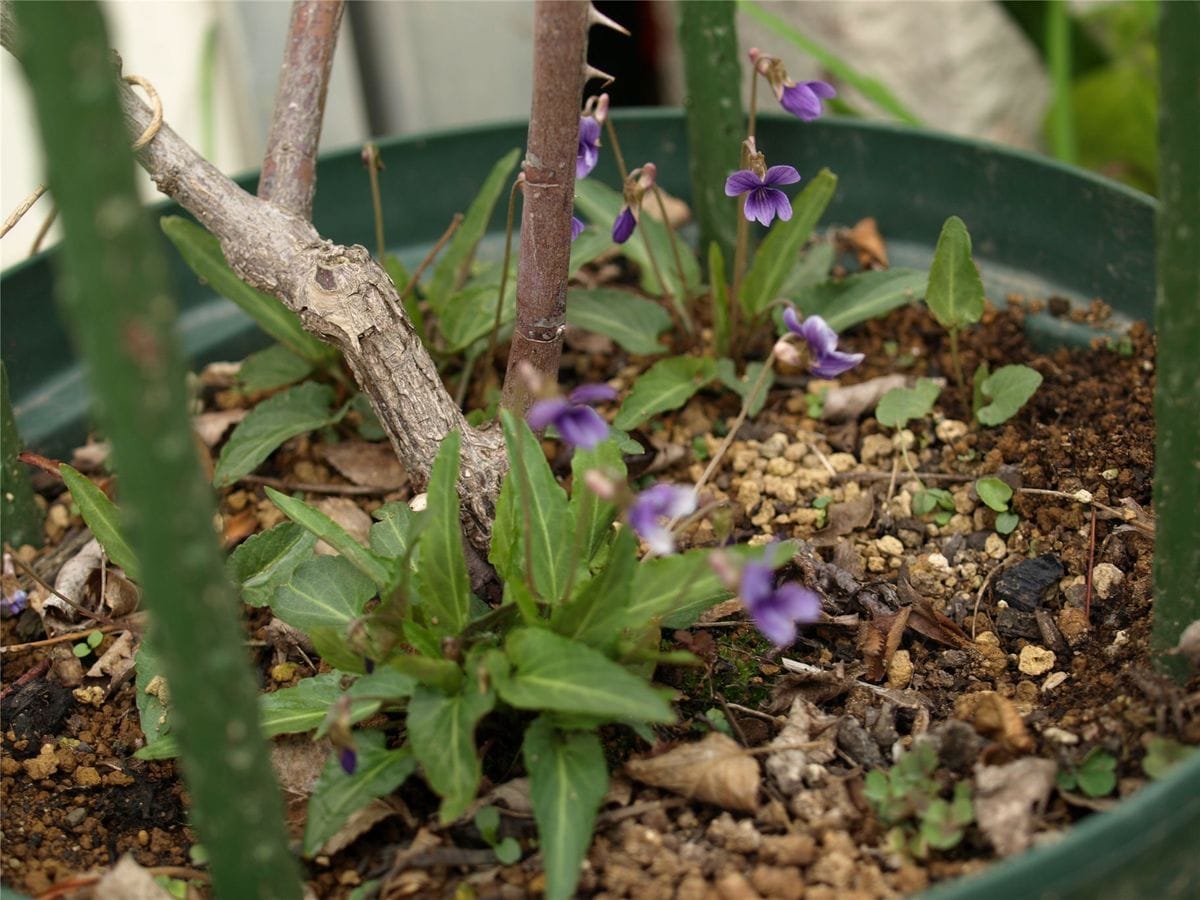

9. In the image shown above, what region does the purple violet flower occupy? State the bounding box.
[1,587,27,617]
[339,746,357,775]
[571,216,586,241]
[628,484,696,556]
[577,117,602,179]
[527,383,617,449]
[782,308,864,378]
[612,206,637,244]
[725,166,802,227]
[739,560,822,648]
[778,80,837,122]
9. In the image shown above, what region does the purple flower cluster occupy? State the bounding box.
[782,308,864,378]
[527,383,617,450]
[627,484,695,556]
[739,560,822,648]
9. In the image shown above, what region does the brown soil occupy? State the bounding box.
[3,291,1197,900]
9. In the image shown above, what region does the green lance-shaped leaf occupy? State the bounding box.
[369,501,415,559]
[137,672,382,760]
[489,475,521,585]
[1153,0,1200,678]
[227,521,316,607]
[1,361,43,548]
[407,678,495,823]
[569,437,625,566]
[614,355,717,431]
[678,1,744,268]
[708,242,732,358]
[265,486,394,589]
[566,288,673,355]
[426,148,521,313]
[573,179,702,300]
[791,268,927,332]
[236,343,314,393]
[499,412,574,603]
[551,526,636,649]
[414,431,472,634]
[737,0,924,125]
[495,628,675,723]
[739,169,838,319]
[303,732,416,856]
[875,379,943,430]
[161,216,336,368]
[43,34,318,861]
[926,216,985,331]
[213,381,340,487]
[975,364,1043,426]
[523,716,609,900]
[270,555,377,635]
[59,464,140,581]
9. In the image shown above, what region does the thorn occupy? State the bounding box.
[588,5,630,36]
[583,63,615,87]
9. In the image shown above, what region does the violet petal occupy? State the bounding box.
[798,315,839,359]
[569,383,618,405]
[526,398,570,431]
[724,169,762,196]
[762,165,801,187]
[612,206,637,243]
[556,406,610,449]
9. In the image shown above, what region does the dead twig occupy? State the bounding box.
[1084,505,1097,621]
[0,616,144,654]
[239,473,397,496]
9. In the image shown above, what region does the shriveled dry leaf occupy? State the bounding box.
[222,508,261,548]
[820,375,908,422]
[641,188,691,229]
[479,777,533,816]
[699,597,744,624]
[858,606,910,682]
[94,854,172,900]
[319,440,407,489]
[625,732,760,813]
[769,662,852,710]
[822,489,875,538]
[1114,497,1154,537]
[102,569,140,618]
[973,757,1057,856]
[908,594,974,651]
[265,617,317,656]
[87,630,136,681]
[70,439,111,473]
[320,798,400,857]
[272,735,332,797]
[313,497,373,555]
[194,409,248,447]
[846,217,889,269]
[766,697,839,795]
[953,691,1034,755]
[46,537,106,625]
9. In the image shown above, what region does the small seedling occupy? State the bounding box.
[925,216,984,393]
[972,361,1043,427]
[72,629,104,659]
[1057,747,1117,797]
[692,436,710,460]
[875,378,942,486]
[806,387,828,419]
[975,477,1018,535]
[913,487,955,518]
[811,494,832,528]
[474,806,521,865]
[864,742,974,859]
[1142,736,1196,779]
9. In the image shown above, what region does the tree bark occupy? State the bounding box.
[501,0,589,414]
[257,0,344,220]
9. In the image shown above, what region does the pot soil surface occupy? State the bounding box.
[3,272,1197,899]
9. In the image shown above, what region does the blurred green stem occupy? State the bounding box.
[1,361,43,548]
[1152,0,1200,681]
[10,2,299,894]
[1046,0,1078,164]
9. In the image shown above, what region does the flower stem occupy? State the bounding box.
[948,327,966,395]
[604,117,630,182]
[482,176,522,391]
[651,184,696,335]
[363,142,386,260]
[729,71,760,358]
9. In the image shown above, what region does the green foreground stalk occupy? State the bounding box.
[1152,0,1200,681]
[12,2,299,894]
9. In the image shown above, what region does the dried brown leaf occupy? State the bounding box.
[769,663,851,711]
[625,732,760,813]
[822,489,875,538]
[953,690,1034,755]
[87,630,136,681]
[766,697,839,795]
[194,409,248,447]
[973,757,1057,856]
[858,606,910,682]
[820,375,909,422]
[319,440,407,489]
[313,497,373,554]
[846,217,889,269]
[94,854,172,900]
[320,798,400,857]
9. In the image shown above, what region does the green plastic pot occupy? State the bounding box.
[2,112,1194,899]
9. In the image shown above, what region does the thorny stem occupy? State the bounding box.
[501,0,589,415]
[651,183,695,334]
[257,0,344,220]
[483,177,523,389]
[363,142,386,260]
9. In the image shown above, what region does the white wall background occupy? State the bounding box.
[1,0,1048,271]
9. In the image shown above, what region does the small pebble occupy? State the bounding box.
[935,419,969,443]
[859,433,893,464]
[1043,726,1079,744]
[877,535,905,557]
[1091,563,1124,600]
[994,554,1065,611]
[984,532,1007,559]
[887,649,914,689]
[65,807,87,827]
[1042,671,1069,692]
[1018,645,1056,676]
